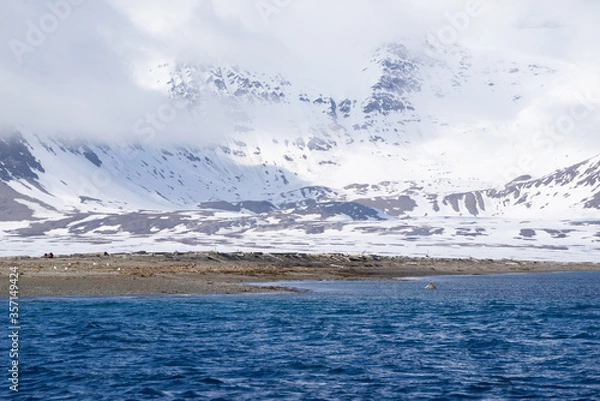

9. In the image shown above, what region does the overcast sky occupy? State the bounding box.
[0,0,598,153]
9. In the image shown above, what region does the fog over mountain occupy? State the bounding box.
[1,2,599,151]
[0,1,599,259]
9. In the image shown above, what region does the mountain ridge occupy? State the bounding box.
[0,40,597,259]
[0,130,598,219]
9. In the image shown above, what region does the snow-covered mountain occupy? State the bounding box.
[0,41,598,260]
[2,129,599,219]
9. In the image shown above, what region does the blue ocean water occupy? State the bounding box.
[6,272,600,400]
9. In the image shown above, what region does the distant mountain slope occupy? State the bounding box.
[0,40,594,225]
[0,130,598,224]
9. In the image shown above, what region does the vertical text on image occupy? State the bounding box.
[8,266,20,393]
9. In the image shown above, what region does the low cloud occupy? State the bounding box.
[0,0,597,156]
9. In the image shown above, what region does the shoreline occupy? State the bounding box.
[3,251,599,297]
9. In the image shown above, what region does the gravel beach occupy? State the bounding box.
[3,251,599,297]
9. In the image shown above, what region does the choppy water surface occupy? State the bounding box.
[10,272,600,400]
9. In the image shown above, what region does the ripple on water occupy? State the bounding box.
[15,272,600,400]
